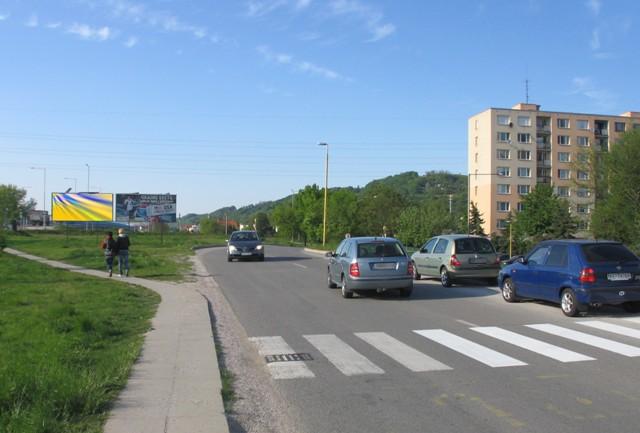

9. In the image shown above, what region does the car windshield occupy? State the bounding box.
[455,238,495,254]
[231,232,258,241]
[357,242,405,258]
[581,243,638,263]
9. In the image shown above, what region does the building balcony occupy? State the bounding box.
[594,128,608,137]
[537,177,551,184]
[536,125,551,134]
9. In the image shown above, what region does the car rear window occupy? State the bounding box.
[581,244,639,264]
[357,242,405,258]
[454,238,496,254]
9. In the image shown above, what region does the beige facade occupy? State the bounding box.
[468,103,640,235]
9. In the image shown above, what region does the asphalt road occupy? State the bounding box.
[201,245,640,433]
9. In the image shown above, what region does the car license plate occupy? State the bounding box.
[241,252,252,256]
[469,258,488,264]
[607,273,632,281]
[373,263,396,270]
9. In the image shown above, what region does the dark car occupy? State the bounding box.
[227,230,264,262]
[498,240,640,316]
[327,236,413,298]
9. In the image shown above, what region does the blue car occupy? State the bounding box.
[498,240,640,316]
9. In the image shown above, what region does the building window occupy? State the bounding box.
[497,132,511,142]
[556,186,570,197]
[517,150,532,160]
[497,201,510,212]
[577,152,588,163]
[517,167,531,177]
[577,170,589,180]
[518,116,531,127]
[577,220,589,230]
[475,120,479,130]
[577,187,591,198]
[558,169,571,179]
[497,166,511,177]
[497,184,511,195]
[497,149,511,160]
[634,123,640,130]
[474,136,478,146]
[517,202,525,212]
[615,122,626,132]
[497,115,510,126]
[517,133,531,143]
[557,152,571,162]
[557,135,571,146]
[576,119,589,130]
[558,118,570,128]
[577,204,590,214]
[474,153,478,163]
[517,185,530,195]
[577,136,589,147]
[497,219,508,229]
[474,186,478,196]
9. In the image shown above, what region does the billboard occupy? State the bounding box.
[52,193,114,222]
[115,193,177,223]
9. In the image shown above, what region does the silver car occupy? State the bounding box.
[411,234,500,287]
[326,237,414,298]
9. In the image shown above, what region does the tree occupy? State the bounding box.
[395,201,457,247]
[0,184,36,230]
[590,130,640,251]
[468,201,486,236]
[356,184,406,236]
[254,212,272,238]
[513,184,576,242]
[271,203,299,241]
[295,185,324,243]
[327,189,359,239]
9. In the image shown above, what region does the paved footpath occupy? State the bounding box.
[4,248,230,433]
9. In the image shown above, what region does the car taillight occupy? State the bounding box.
[349,263,360,277]
[450,255,461,267]
[495,256,501,265]
[579,267,596,283]
[407,261,414,275]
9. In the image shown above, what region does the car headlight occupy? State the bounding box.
[256,245,264,250]
[228,245,238,252]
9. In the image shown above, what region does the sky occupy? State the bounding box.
[1,0,639,215]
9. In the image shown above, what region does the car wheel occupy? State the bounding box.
[259,256,265,262]
[622,302,640,313]
[400,285,413,298]
[327,269,337,288]
[440,268,453,287]
[560,288,584,317]
[501,277,519,303]
[227,255,232,262]
[341,276,353,298]
[412,262,421,280]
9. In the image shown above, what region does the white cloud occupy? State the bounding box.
[571,76,616,109]
[247,0,287,16]
[590,29,600,50]
[124,36,138,47]
[257,45,346,81]
[586,0,601,16]
[46,22,62,29]
[26,14,38,28]
[295,0,312,9]
[67,23,113,41]
[0,13,9,21]
[328,0,395,42]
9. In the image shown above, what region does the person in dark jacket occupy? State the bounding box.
[115,228,131,277]
[101,231,117,277]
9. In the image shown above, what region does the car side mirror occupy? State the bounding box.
[325,252,334,258]
[517,256,527,265]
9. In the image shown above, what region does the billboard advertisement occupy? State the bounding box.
[51,193,114,222]
[115,194,177,223]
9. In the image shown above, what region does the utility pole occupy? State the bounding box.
[318,143,329,246]
[448,194,453,214]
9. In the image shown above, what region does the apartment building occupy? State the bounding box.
[468,103,640,235]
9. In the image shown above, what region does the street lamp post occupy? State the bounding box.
[64,177,78,192]
[318,142,329,246]
[85,163,90,192]
[30,167,47,228]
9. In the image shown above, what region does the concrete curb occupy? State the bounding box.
[3,248,230,433]
[303,247,330,255]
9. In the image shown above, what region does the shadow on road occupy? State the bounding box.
[356,282,500,301]
[262,256,313,262]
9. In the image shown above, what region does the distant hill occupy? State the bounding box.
[182,171,468,225]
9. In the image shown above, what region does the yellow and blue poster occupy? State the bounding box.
[51,193,114,222]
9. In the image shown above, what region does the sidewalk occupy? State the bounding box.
[4,248,230,433]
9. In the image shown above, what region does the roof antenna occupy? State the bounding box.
[525,78,529,104]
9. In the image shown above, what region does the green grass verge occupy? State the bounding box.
[0,251,160,433]
[7,230,226,281]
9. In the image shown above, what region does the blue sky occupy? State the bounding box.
[1,0,638,215]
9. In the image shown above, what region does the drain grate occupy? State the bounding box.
[265,353,313,363]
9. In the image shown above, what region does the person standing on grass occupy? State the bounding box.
[116,228,131,277]
[100,231,117,277]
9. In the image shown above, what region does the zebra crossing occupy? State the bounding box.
[250,318,640,379]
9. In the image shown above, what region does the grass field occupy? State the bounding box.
[0,251,160,433]
[7,230,226,281]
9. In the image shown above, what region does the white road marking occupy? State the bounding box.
[291,263,307,269]
[355,332,452,372]
[526,324,640,357]
[472,326,595,363]
[413,329,527,368]
[624,317,640,325]
[303,334,384,376]
[578,320,640,340]
[456,319,478,327]
[248,336,315,379]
